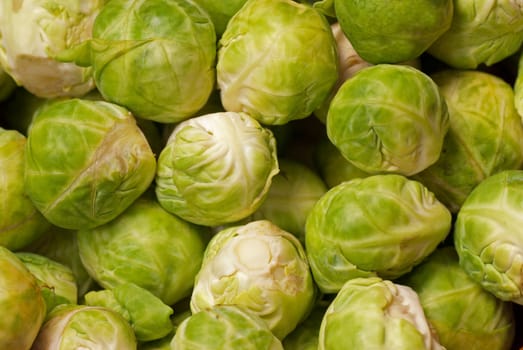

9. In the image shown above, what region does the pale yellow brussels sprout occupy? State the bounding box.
[0,0,102,98]
[319,277,444,350]
[32,304,137,350]
[190,220,316,339]
[156,112,279,227]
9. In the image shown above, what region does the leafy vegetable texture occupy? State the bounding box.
[2,0,523,348]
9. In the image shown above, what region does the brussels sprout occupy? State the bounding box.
[334,0,453,64]
[24,98,156,230]
[0,127,51,250]
[25,225,97,299]
[250,158,327,241]
[78,197,210,306]
[428,0,523,69]
[282,300,328,350]
[217,0,338,125]
[0,246,46,350]
[193,0,248,36]
[314,137,370,188]
[315,23,422,123]
[16,252,77,315]
[454,170,523,304]
[156,112,279,227]
[0,0,101,98]
[190,220,316,339]
[415,70,523,213]
[327,64,449,176]
[400,247,515,350]
[85,283,174,342]
[305,174,452,294]
[32,304,137,350]
[58,0,216,123]
[172,305,283,349]
[319,277,444,350]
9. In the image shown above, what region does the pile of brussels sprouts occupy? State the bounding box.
[2,0,523,349]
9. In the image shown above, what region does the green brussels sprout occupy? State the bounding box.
[217,0,338,125]
[24,98,156,230]
[327,64,449,176]
[156,112,279,227]
[172,305,284,349]
[58,0,216,123]
[0,0,101,98]
[32,304,137,350]
[314,137,370,188]
[1,127,51,251]
[250,158,328,242]
[0,246,46,350]
[305,174,452,294]
[334,0,453,64]
[399,247,515,350]
[414,70,523,213]
[78,197,210,306]
[282,301,328,350]
[85,283,174,342]
[315,23,422,123]
[319,277,444,350]
[428,0,523,69]
[190,220,316,339]
[16,252,77,315]
[193,0,248,36]
[454,170,523,304]
[25,225,97,299]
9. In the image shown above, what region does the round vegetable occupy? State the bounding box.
[0,246,46,350]
[400,247,515,350]
[16,252,77,315]
[334,0,453,64]
[319,277,444,350]
[190,220,316,339]
[454,170,523,304]
[327,64,449,176]
[217,0,338,125]
[305,174,452,294]
[32,304,137,350]
[24,98,156,230]
[156,112,279,227]
[0,127,50,250]
[415,69,523,213]
[428,0,523,69]
[172,305,283,349]
[0,0,101,98]
[78,197,210,306]
[250,158,327,241]
[58,0,217,123]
